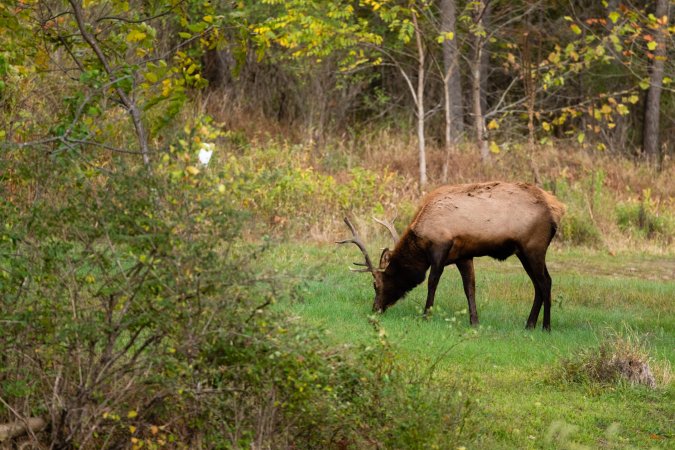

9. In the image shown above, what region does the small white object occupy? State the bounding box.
[198,142,214,166]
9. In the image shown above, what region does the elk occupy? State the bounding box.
[337,181,566,330]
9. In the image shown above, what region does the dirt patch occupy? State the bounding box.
[547,257,675,282]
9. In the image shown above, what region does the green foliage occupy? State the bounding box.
[0,147,469,447]
[552,177,603,247]
[196,315,468,448]
[218,142,398,232]
[559,212,603,247]
[0,147,253,445]
[616,190,674,242]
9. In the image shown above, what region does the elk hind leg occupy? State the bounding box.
[517,251,551,330]
[541,265,552,330]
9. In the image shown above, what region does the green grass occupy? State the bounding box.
[265,244,674,449]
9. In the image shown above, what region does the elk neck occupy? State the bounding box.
[380,229,430,304]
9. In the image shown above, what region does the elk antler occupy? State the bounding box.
[373,215,399,243]
[336,217,375,273]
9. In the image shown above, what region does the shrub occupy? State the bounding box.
[552,176,604,247]
[217,143,400,234]
[1,138,468,448]
[558,212,603,247]
[0,152,256,447]
[196,317,470,449]
[616,190,674,242]
[555,330,670,389]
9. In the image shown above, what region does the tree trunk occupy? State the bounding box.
[472,0,489,161]
[521,30,542,185]
[413,13,427,187]
[440,0,463,182]
[642,0,669,162]
[479,1,491,115]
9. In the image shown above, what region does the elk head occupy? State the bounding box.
[336,217,397,312]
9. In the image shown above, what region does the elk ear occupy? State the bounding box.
[379,248,392,270]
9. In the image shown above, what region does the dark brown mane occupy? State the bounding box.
[380,230,429,308]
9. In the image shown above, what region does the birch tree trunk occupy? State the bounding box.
[441,0,464,181]
[412,12,427,187]
[472,0,489,161]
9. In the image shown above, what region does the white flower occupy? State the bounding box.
[198,142,214,166]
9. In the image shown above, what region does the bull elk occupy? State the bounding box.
[337,181,566,330]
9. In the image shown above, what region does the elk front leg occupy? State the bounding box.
[424,264,445,317]
[457,258,478,326]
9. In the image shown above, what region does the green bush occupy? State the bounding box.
[616,192,674,242]
[218,143,398,233]
[0,152,254,447]
[197,317,470,449]
[558,212,603,247]
[1,137,468,448]
[552,176,604,247]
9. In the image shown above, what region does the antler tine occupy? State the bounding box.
[373,216,399,243]
[336,217,375,273]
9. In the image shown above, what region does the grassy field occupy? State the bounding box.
[266,243,674,449]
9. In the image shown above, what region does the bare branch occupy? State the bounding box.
[68,0,151,167]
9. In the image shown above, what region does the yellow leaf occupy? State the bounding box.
[144,72,158,83]
[186,166,200,175]
[150,425,159,435]
[628,95,639,104]
[437,31,454,43]
[126,30,146,43]
[203,15,213,23]
[542,121,551,132]
[487,119,499,130]
[647,41,657,51]
[489,141,500,154]
[127,410,138,419]
[570,24,582,35]
[129,425,137,433]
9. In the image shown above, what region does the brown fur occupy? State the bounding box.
[371,181,566,330]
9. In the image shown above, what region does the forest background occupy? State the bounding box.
[0,0,673,448]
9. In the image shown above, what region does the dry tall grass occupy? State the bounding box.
[200,103,675,250]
